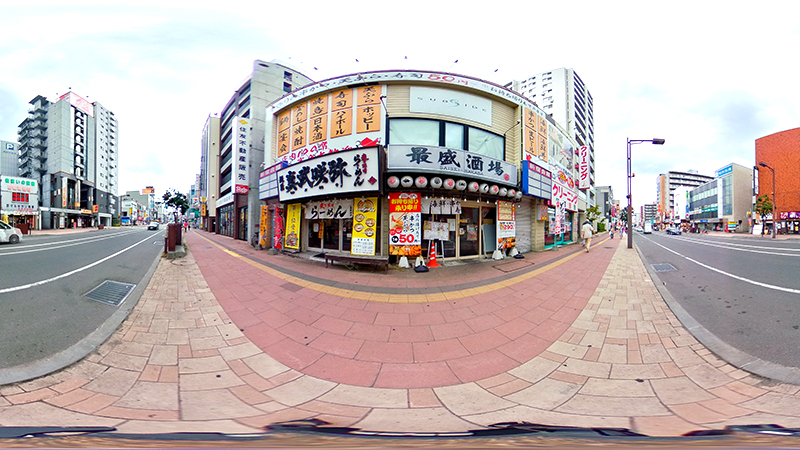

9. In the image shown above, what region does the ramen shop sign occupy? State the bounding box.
[277,147,380,202]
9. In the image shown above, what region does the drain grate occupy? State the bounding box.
[85,280,136,306]
[652,263,677,273]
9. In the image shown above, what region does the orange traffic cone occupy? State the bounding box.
[428,242,440,268]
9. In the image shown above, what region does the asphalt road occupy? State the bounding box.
[0,227,164,369]
[635,231,800,369]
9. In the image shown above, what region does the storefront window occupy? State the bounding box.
[468,127,504,160]
[445,123,464,149]
[218,204,235,237]
[238,206,248,241]
[389,119,439,146]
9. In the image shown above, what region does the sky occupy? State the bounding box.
[2,1,799,207]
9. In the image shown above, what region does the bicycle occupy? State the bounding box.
[250,227,264,250]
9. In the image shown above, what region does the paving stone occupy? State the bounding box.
[434,382,515,416]
[650,377,716,405]
[505,377,581,409]
[318,384,407,408]
[180,389,264,420]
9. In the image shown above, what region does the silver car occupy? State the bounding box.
[0,221,22,244]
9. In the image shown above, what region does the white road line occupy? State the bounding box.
[645,237,800,294]
[0,229,151,256]
[664,235,800,256]
[0,234,156,294]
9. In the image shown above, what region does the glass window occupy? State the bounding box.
[445,123,464,149]
[468,127,504,160]
[389,119,439,146]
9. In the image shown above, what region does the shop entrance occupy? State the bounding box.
[308,219,353,252]
[457,203,494,259]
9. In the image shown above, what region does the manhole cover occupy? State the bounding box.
[85,280,136,306]
[652,263,677,273]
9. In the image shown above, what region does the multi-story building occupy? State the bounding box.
[505,68,595,207]
[688,163,753,233]
[1,140,20,176]
[212,60,313,241]
[656,170,714,220]
[755,127,800,234]
[642,204,658,224]
[17,92,119,229]
[198,115,220,231]
[595,185,615,227]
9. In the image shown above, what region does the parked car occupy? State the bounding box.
[147,222,160,230]
[666,226,682,235]
[0,221,22,244]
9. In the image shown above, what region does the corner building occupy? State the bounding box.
[755,127,800,234]
[259,70,583,260]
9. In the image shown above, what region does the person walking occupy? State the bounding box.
[581,220,594,253]
[610,224,614,239]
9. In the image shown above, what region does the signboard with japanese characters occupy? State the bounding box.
[387,145,517,186]
[277,147,381,202]
[233,117,251,194]
[258,161,287,200]
[284,203,301,250]
[578,146,590,190]
[351,197,378,256]
[523,107,548,162]
[496,200,516,250]
[521,160,553,200]
[389,193,421,257]
[304,199,353,220]
[276,86,383,165]
[423,221,449,241]
[421,197,462,215]
[551,160,578,212]
[1,176,38,214]
[410,86,492,126]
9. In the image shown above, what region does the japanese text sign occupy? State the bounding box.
[389,193,421,257]
[578,146,590,190]
[304,199,353,220]
[277,147,380,202]
[233,117,251,194]
[387,144,517,186]
[351,197,378,256]
[284,203,301,250]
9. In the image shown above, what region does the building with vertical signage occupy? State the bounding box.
[213,60,313,241]
[17,92,119,229]
[755,128,800,234]
[255,69,582,261]
[506,68,595,207]
[687,163,753,233]
[1,140,20,176]
[199,115,220,231]
[655,170,714,221]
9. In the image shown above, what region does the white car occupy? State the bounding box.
[0,221,22,244]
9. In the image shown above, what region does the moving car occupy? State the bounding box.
[666,226,682,235]
[643,222,653,234]
[0,220,22,244]
[147,222,160,230]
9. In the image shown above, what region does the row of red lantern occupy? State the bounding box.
[386,175,523,199]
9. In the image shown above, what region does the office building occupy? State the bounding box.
[506,68,595,207]
[595,185,615,227]
[18,92,119,229]
[656,170,714,220]
[199,115,220,231]
[688,163,753,233]
[211,60,314,241]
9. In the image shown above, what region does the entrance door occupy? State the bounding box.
[323,219,339,250]
[459,207,480,257]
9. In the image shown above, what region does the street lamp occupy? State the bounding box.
[627,138,665,249]
[758,162,777,239]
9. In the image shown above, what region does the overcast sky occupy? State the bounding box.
[2,1,798,206]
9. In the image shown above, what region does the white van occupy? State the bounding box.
[644,222,652,234]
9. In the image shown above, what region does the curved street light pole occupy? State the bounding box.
[627,138,665,249]
[758,162,777,239]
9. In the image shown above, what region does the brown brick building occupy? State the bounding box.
[755,127,800,234]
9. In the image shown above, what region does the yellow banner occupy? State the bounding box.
[351,197,378,256]
[285,203,301,249]
[260,205,269,247]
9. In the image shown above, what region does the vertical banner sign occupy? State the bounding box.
[284,203,301,250]
[389,193,421,257]
[578,146,590,190]
[259,206,269,247]
[351,197,378,256]
[273,207,284,249]
[554,200,565,234]
[234,117,251,194]
[496,201,516,250]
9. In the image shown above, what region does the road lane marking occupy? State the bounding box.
[0,229,150,256]
[0,234,156,294]
[662,235,800,256]
[645,237,800,294]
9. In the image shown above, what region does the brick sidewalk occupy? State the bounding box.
[1,232,799,435]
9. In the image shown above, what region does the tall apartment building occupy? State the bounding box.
[656,170,714,219]
[211,60,313,241]
[595,185,615,225]
[506,68,595,206]
[18,92,119,229]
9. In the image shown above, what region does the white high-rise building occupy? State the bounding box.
[506,68,595,206]
[18,91,119,228]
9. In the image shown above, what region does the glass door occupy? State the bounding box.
[323,219,339,250]
[459,207,480,257]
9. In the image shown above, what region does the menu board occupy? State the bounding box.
[351,197,378,256]
[497,200,516,250]
[284,203,301,249]
[423,221,449,241]
[389,193,421,256]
